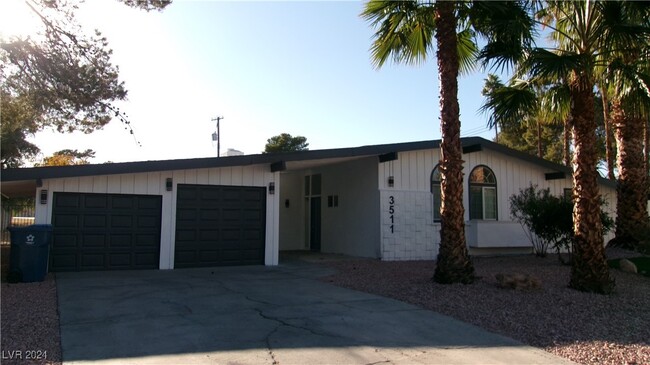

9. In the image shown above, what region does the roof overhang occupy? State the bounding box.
[0,137,618,190]
[1,180,38,199]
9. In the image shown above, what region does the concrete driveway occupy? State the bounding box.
[56,260,573,364]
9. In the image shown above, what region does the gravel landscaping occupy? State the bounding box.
[1,274,62,365]
[320,248,650,365]
[1,246,647,365]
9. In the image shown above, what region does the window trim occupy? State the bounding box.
[431,164,442,222]
[468,165,498,221]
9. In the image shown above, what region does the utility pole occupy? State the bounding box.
[211,116,224,157]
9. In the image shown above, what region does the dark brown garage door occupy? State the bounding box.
[174,184,266,268]
[51,193,162,271]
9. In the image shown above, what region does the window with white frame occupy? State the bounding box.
[469,165,497,220]
[430,164,442,222]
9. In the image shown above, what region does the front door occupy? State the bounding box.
[310,197,321,252]
[304,174,322,251]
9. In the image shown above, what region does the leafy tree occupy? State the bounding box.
[264,133,309,153]
[510,184,613,264]
[36,149,96,166]
[0,0,171,168]
[0,89,40,168]
[361,1,534,284]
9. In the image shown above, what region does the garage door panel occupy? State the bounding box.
[175,184,265,268]
[199,230,219,241]
[53,234,78,248]
[51,253,77,271]
[81,253,105,269]
[177,188,198,201]
[174,250,196,266]
[177,208,198,221]
[83,215,107,228]
[136,234,159,247]
[85,195,108,208]
[200,188,222,200]
[54,214,79,229]
[111,196,135,209]
[221,231,242,243]
[52,192,162,272]
[137,215,160,228]
[82,234,106,248]
[111,215,133,228]
[56,194,81,208]
[200,209,220,221]
[138,196,162,209]
[110,235,132,248]
[134,253,157,267]
[175,230,196,242]
[244,229,263,240]
[109,253,131,267]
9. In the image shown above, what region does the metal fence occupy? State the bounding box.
[1,202,36,245]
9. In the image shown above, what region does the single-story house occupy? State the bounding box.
[0,137,618,272]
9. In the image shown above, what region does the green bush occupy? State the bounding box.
[510,184,613,263]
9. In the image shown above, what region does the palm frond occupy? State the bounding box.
[479,78,539,130]
[361,0,436,68]
[457,27,478,75]
[471,1,536,72]
[524,48,583,82]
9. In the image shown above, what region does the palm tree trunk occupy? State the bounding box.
[537,120,543,158]
[568,73,614,294]
[601,91,616,180]
[612,100,650,248]
[432,1,475,284]
[643,118,650,188]
[563,118,571,167]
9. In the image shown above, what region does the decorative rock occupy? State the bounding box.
[495,273,541,290]
[619,258,638,274]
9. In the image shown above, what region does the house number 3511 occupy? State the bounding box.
[388,196,395,233]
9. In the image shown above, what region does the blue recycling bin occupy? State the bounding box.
[8,224,53,283]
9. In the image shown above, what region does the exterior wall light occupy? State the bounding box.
[269,182,275,195]
[166,178,173,191]
[388,176,394,187]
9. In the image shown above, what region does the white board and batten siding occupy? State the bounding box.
[378,148,617,260]
[35,164,280,269]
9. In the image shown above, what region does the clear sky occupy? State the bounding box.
[9,0,499,163]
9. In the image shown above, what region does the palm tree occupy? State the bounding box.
[605,23,650,248]
[598,84,617,180]
[524,0,649,293]
[361,1,533,284]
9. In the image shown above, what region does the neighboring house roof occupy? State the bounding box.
[0,137,616,189]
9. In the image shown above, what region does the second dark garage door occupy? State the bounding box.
[174,184,266,268]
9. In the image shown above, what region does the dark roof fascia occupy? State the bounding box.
[1,141,441,182]
[0,137,617,190]
[466,137,617,189]
[0,154,279,182]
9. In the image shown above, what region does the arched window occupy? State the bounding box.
[469,165,497,220]
[431,164,442,222]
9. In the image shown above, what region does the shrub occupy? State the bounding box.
[510,184,613,263]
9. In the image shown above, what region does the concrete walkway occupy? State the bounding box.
[56,260,573,364]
